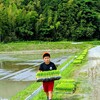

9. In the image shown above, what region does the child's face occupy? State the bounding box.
[43,56,50,64]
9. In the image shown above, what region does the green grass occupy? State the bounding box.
[0,41,93,52]
[86,40,100,45]
[61,56,88,79]
[57,56,74,70]
[11,82,41,100]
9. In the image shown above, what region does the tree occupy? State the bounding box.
[0,0,100,42]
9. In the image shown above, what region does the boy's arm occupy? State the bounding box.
[53,63,57,70]
[39,64,43,71]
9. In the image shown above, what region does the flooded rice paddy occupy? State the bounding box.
[0,50,71,99]
[74,46,100,100]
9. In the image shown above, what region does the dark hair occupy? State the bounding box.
[43,53,50,58]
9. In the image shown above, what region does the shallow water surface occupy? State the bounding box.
[0,51,69,99]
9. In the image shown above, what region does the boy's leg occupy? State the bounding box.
[48,91,53,100]
[43,82,49,99]
[46,92,49,96]
[46,92,49,100]
[48,81,54,100]
[43,81,54,100]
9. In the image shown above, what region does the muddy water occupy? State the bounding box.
[87,46,100,100]
[0,51,70,99]
[76,46,100,100]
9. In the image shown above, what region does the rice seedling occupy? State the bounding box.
[55,83,75,92]
[36,70,61,82]
[73,49,88,64]
[55,78,77,94]
[73,59,82,64]
[76,55,84,60]
[58,79,75,83]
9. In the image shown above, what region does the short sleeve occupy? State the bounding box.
[39,64,43,71]
[53,63,57,70]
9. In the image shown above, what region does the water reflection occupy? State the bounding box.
[0,52,69,99]
[0,80,33,99]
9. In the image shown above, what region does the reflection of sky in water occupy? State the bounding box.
[0,52,69,99]
[89,46,100,58]
[0,54,18,61]
[0,56,67,81]
[0,80,32,99]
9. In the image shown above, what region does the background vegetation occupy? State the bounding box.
[0,0,100,42]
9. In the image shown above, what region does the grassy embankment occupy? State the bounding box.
[0,41,97,52]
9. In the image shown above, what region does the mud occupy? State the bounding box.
[77,46,100,100]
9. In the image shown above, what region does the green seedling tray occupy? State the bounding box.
[37,76,61,82]
[58,79,75,83]
[73,59,82,64]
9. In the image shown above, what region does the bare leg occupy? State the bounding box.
[45,92,49,99]
[48,91,53,100]
[46,92,49,96]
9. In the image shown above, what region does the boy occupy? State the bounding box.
[39,52,57,100]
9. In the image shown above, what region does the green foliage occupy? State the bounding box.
[73,49,88,64]
[0,0,100,42]
[11,82,41,100]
